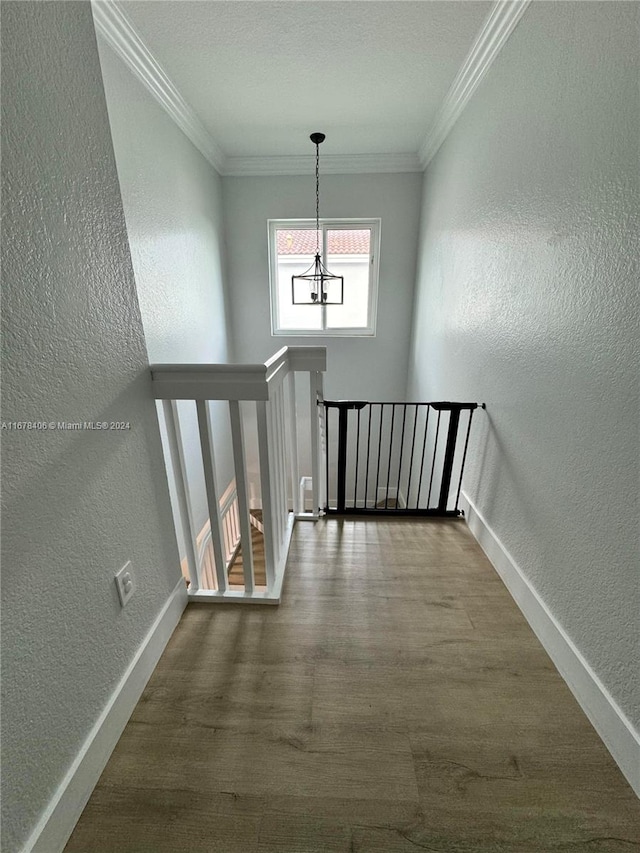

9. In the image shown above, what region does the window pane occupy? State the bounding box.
[275,229,322,330]
[325,229,371,329]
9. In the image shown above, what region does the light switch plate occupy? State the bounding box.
[115,561,135,607]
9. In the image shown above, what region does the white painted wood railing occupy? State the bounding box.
[152,347,326,603]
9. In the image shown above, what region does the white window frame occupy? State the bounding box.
[268,218,381,337]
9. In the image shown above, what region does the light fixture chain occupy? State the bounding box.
[316,141,321,256]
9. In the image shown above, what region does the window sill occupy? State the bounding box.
[271,328,376,338]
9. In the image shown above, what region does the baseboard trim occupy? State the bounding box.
[24,578,188,853]
[460,491,640,798]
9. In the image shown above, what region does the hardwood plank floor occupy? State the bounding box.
[65,518,640,853]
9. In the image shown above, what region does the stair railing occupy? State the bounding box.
[151,346,327,603]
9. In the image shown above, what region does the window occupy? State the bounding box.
[268,219,380,336]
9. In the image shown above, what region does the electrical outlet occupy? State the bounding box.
[115,561,135,607]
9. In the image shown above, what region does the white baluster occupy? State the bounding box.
[196,399,227,593]
[256,400,276,590]
[309,371,321,518]
[275,384,287,541]
[224,513,231,563]
[287,372,301,515]
[267,397,280,565]
[229,400,255,594]
[268,391,280,555]
[316,371,326,512]
[162,400,201,591]
[278,384,289,520]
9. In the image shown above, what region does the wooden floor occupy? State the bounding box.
[65,518,640,853]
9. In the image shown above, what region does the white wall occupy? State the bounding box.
[407,1,639,730]
[96,42,235,540]
[1,4,183,850]
[223,173,422,401]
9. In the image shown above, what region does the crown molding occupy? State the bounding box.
[223,152,422,177]
[419,0,532,169]
[91,0,227,174]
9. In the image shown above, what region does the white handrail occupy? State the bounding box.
[152,346,327,604]
[151,346,326,399]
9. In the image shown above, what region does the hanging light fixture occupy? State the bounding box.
[291,133,344,305]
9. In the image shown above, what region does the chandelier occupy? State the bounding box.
[291,133,344,305]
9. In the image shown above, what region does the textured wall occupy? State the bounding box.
[1,4,182,850]
[223,173,423,401]
[407,2,639,727]
[96,42,235,539]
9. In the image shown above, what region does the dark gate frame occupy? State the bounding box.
[323,400,481,517]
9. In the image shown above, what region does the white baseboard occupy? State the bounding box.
[460,491,640,798]
[24,578,188,853]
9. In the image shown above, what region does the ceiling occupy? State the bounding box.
[108,1,493,167]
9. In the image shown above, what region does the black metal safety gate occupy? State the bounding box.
[323,400,480,517]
